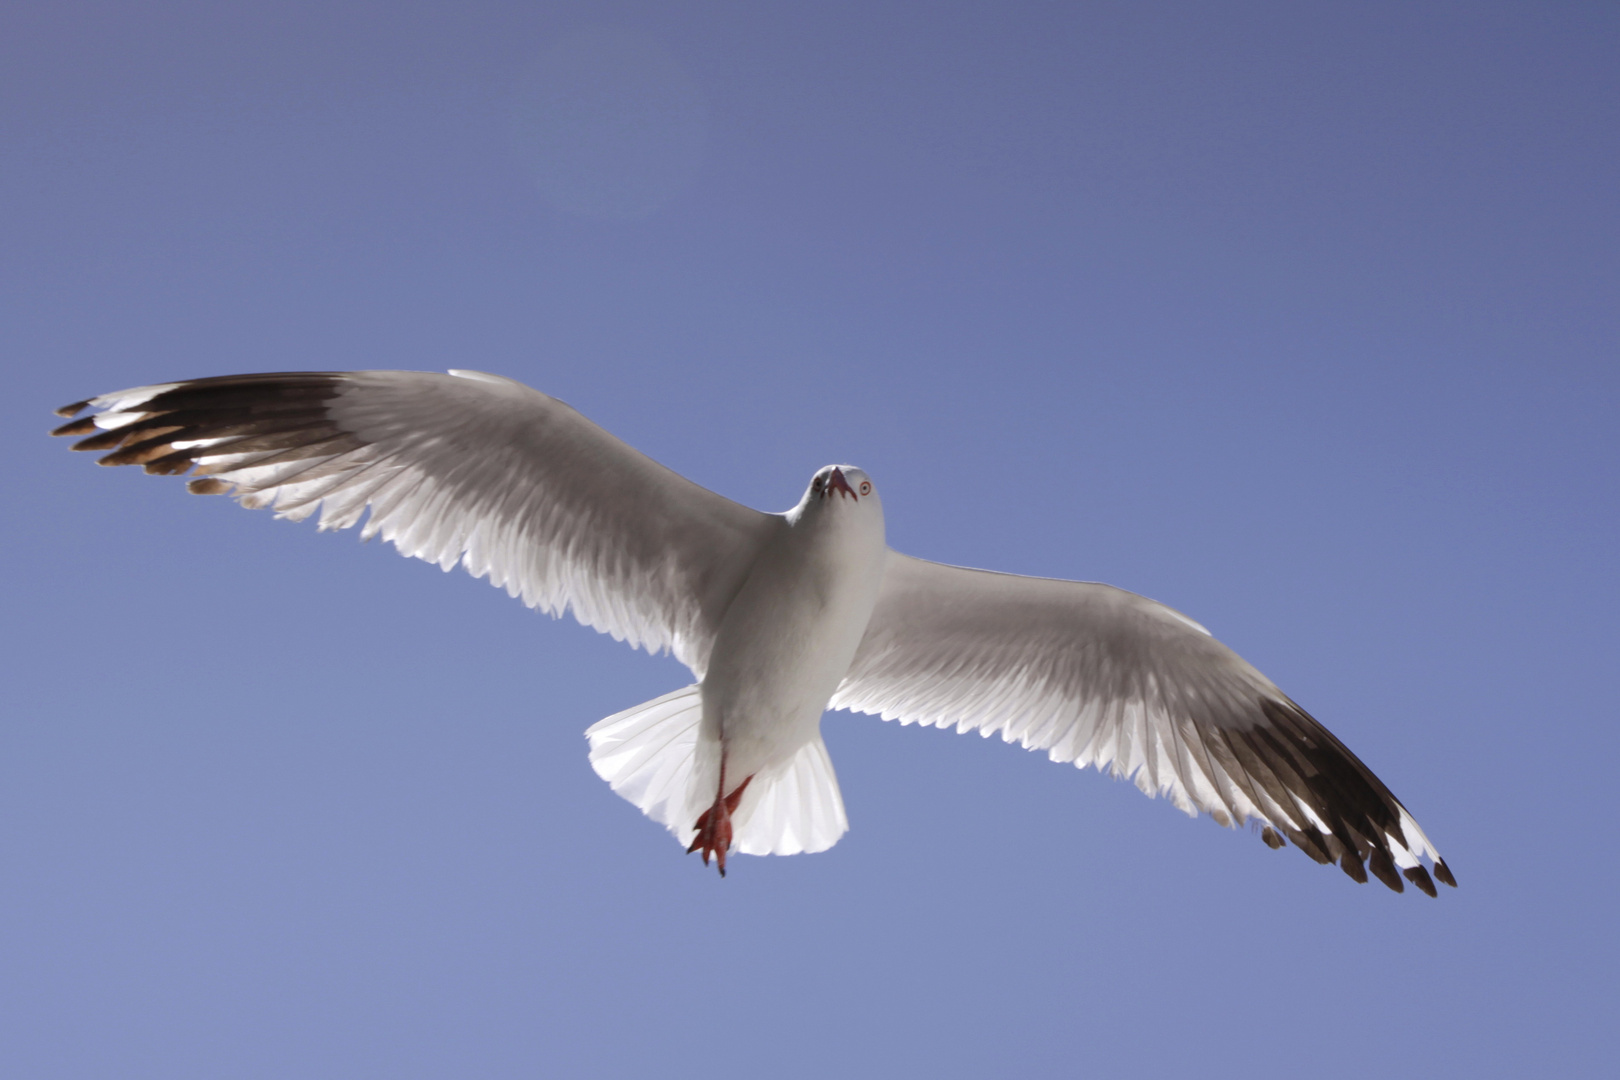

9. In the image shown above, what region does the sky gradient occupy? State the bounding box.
[3,4,1617,1077]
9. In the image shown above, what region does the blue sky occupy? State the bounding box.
[2,3,1616,1077]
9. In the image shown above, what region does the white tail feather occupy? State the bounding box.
[586,684,706,838]
[585,685,849,857]
[732,737,848,856]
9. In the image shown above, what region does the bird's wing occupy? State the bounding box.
[54,370,781,676]
[830,551,1454,894]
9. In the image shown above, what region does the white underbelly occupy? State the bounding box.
[700,524,885,780]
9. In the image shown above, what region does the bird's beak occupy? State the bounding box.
[826,468,857,500]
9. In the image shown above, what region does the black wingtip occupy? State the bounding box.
[1368,848,1404,893]
[142,448,199,475]
[187,478,230,495]
[1403,865,1438,898]
[1261,826,1284,850]
[1433,860,1457,888]
[1338,850,1368,884]
[56,399,92,418]
[1292,827,1334,865]
[74,429,128,453]
[51,416,98,437]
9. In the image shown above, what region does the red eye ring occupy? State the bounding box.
[858,481,871,496]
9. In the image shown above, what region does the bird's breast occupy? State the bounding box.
[699,510,887,770]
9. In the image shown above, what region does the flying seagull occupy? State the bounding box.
[53,369,1455,893]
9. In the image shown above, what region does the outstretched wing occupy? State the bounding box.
[54,370,781,677]
[831,551,1454,895]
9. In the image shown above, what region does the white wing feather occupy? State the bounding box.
[831,551,1452,892]
[60,370,780,677]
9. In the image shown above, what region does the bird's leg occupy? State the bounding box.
[686,761,753,878]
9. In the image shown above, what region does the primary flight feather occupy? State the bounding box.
[53,369,1454,892]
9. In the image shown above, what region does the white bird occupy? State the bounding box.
[54,369,1455,892]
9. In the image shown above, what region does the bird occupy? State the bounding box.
[53,368,1455,892]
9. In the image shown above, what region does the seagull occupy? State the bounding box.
[53,369,1455,892]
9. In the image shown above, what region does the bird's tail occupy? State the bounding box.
[586,684,849,858]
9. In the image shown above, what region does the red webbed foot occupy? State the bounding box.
[686,775,753,877]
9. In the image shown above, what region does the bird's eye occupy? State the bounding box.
[812,477,823,492]
[859,481,871,496]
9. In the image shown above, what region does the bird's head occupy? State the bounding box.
[794,465,882,524]
[809,465,871,501]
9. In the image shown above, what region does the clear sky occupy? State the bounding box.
[3,3,1616,1077]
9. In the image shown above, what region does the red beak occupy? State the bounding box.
[826,467,858,500]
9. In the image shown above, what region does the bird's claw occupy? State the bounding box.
[686,774,753,877]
